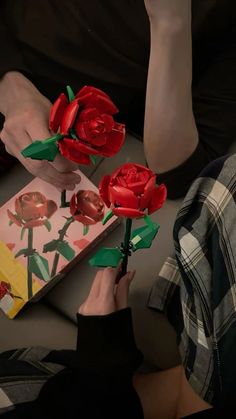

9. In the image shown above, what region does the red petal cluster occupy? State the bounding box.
[7,192,57,228]
[99,163,167,218]
[70,190,105,225]
[0,281,11,300]
[49,86,125,164]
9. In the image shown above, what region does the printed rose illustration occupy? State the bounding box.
[7,192,57,299]
[70,190,105,225]
[90,163,167,278]
[0,281,22,301]
[44,190,105,277]
[7,192,57,228]
[99,163,167,218]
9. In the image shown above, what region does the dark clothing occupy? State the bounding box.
[149,153,236,407]
[0,1,236,197]
[0,308,144,418]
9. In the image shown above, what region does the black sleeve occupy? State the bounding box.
[1,309,144,419]
[157,142,214,200]
[0,4,28,78]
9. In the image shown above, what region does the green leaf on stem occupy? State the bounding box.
[44,220,52,232]
[89,247,123,268]
[66,85,75,102]
[15,248,29,258]
[43,239,59,253]
[131,223,160,251]
[20,227,27,241]
[28,254,50,281]
[57,241,75,261]
[8,220,14,226]
[83,225,89,236]
[89,155,97,165]
[21,141,59,161]
[102,209,113,225]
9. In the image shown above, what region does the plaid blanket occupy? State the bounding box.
[0,347,64,415]
[148,154,236,407]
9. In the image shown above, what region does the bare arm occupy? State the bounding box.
[144,1,199,174]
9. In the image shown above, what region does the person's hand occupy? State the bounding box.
[0,71,81,190]
[144,0,191,23]
[79,267,135,316]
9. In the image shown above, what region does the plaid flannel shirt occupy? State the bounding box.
[148,154,236,407]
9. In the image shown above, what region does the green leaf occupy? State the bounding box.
[43,239,59,253]
[8,219,14,226]
[66,85,76,102]
[89,247,123,268]
[57,241,75,261]
[144,215,155,229]
[89,155,97,165]
[28,254,50,281]
[131,223,160,251]
[44,220,52,232]
[15,248,29,258]
[83,225,89,236]
[20,227,27,241]
[102,209,113,225]
[21,141,59,161]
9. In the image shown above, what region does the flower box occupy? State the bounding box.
[0,170,119,318]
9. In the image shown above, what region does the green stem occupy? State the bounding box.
[60,190,67,208]
[121,218,132,277]
[51,217,74,277]
[43,134,64,144]
[27,228,33,299]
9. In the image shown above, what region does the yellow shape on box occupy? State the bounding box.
[0,241,41,318]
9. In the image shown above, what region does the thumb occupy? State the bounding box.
[115,270,135,310]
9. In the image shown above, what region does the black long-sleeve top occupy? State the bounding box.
[0,309,144,419]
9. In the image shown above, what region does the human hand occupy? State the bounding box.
[0,72,81,190]
[79,267,135,316]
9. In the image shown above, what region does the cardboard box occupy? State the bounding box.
[0,170,119,318]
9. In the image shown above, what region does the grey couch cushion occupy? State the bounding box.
[0,302,77,352]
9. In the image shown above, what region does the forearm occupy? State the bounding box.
[0,71,41,115]
[144,15,199,174]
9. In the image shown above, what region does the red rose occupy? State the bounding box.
[99,163,167,218]
[49,86,125,164]
[7,192,57,228]
[70,190,105,225]
[0,281,11,299]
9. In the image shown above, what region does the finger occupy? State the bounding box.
[78,270,103,314]
[52,153,80,173]
[115,270,135,310]
[100,266,121,297]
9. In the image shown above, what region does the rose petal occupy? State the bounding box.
[66,139,100,156]
[99,175,111,208]
[148,184,167,214]
[109,185,138,209]
[49,93,68,132]
[77,108,99,122]
[97,123,125,157]
[77,91,118,115]
[60,99,79,135]
[7,209,22,227]
[70,194,77,216]
[76,86,111,101]
[73,214,96,225]
[75,121,107,146]
[46,200,58,219]
[140,175,156,209]
[73,238,90,250]
[59,139,91,164]
[24,219,46,228]
[112,207,145,218]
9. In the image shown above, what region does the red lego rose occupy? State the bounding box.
[99,163,167,218]
[70,190,105,225]
[0,281,11,299]
[7,192,57,228]
[49,86,125,164]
